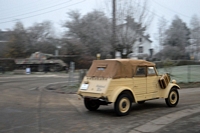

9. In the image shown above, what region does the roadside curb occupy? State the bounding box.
[129,106,200,133]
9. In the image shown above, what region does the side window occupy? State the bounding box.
[135,67,146,76]
[148,67,156,75]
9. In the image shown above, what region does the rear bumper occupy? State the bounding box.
[77,91,104,98]
[77,91,109,102]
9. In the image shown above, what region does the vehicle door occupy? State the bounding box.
[133,66,147,100]
[146,67,159,96]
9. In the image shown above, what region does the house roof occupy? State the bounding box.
[141,34,152,43]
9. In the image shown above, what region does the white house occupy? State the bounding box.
[115,18,153,60]
[129,35,153,60]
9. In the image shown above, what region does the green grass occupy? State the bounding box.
[157,65,200,83]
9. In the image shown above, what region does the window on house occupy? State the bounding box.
[138,46,143,53]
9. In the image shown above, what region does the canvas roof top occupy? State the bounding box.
[86,59,155,79]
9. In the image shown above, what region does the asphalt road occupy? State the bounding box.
[0,73,200,133]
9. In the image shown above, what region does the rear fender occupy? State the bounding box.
[109,86,136,103]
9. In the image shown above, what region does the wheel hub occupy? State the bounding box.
[170,91,177,104]
[119,98,130,113]
[122,102,127,108]
[172,94,175,100]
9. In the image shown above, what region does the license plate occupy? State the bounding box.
[80,84,89,90]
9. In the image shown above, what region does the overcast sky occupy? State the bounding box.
[0,0,200,47]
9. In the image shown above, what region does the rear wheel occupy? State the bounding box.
[84,98,100,111]
[165,87,179,107]
[114,93,132,116]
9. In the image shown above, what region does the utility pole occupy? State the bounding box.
[112,0,116,58]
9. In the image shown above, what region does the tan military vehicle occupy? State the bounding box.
[77,59,180,116]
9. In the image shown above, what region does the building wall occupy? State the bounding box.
[130,36,152,60]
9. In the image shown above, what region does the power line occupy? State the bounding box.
[0,0,86,24]
[132,1,169,22]
[151,0,191,18]
[0,0,42,12]
[0,0,66,16]
[0,0,72,20]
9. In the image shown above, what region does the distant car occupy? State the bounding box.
[77,59,180,116]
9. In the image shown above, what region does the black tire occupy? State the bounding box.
[49,65,55,72]
[138,101,145,104]
[114,93,132,116]
[84,98,100,111]
[165,87,179,107]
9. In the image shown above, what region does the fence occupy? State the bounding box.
[156,60,200,83]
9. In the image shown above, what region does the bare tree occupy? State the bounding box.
[63,10,112,58]
[118,16,152,58]
[5,21,57,58]
[60,38,83,55]
[5,22,27,58]
[157,17,168,49]
[164,16,190,50]
[26,21,56,54]
[115,0,153,28]
[161,16,190,60]
[105,0,154,58]
[190,15,200,59]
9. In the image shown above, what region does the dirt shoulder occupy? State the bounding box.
[178,82,200,88]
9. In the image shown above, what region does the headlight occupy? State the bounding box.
[172,80,177,84]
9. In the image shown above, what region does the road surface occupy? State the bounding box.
[0,74,200,133]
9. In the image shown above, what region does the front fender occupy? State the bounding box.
[161,83,180,98]
[109,86,136,103]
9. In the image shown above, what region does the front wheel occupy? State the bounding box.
[84,98,100,111]
[165,87,179,107]
[114,93,132,116]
